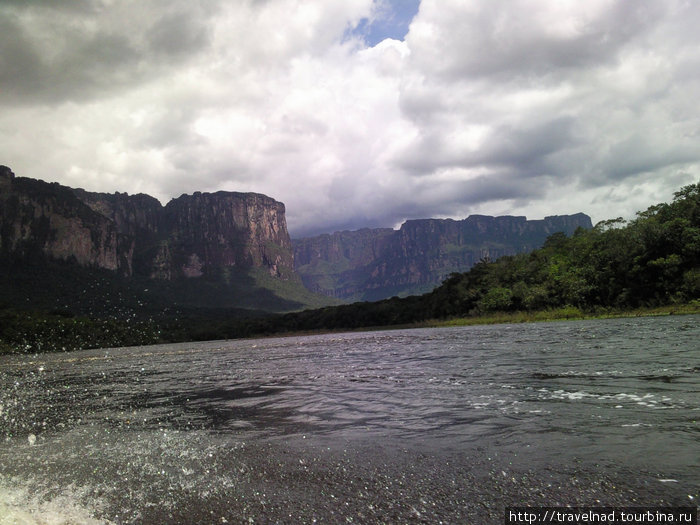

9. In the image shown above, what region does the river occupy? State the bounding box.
[0,315,698,523]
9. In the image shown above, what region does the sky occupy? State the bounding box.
[1,0,699,238]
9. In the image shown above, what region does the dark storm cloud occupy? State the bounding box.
[293,170,546,237]
[412,172,545,217]
[383,0,700,230]
[1,34,141,105]
[471,118,577,171]
[0,16,44,100]
[0,0,97,12]
[0,1,214,105]
[148,10,212,58]
[600,134,700,182]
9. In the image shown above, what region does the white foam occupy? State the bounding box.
[549,389,593,400]
[536,388,679,408]
[0,481,112,525]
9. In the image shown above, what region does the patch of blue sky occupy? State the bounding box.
[345,0,421,46]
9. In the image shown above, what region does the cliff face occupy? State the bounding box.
[72,188,163,236]
[0,166,296,286]
[293,213,593,301]
[162,191,294,280]
[293,228,395,270]
[0,167,133,274]
[0,164,594,310]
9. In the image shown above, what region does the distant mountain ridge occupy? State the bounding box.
[293,213,593,301]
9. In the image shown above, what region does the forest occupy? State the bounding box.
[1,183,699,353]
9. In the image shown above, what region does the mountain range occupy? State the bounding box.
[294,213,592,301]
[0,165,591,315]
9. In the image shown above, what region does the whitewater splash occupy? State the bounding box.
[0,479,111,525]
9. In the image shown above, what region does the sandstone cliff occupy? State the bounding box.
[293,213,593,301]
[163,191,293,280]
[0,166,308,312]
[0,164,594,311]
[70,187,296,281]
[0,167,133,274]
[72,188,163,237]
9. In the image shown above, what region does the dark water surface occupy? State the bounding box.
[0,315,698,523]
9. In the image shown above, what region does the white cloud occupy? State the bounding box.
[1,0,699,237]
[393,0,699,225]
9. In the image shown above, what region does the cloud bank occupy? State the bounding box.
[1,0,698,237]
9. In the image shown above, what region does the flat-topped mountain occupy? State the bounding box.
[0,166,326,314]
[0,166,134,274]
[73,187,295,281]
[293,213,593,301]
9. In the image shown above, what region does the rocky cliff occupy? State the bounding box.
[293,213,593,301]
[72,188,164,237]
[71,187,296,282]
[162,191,293,280]
[0,166,133,274]
[0,166,313,312]
[292,228,395,272]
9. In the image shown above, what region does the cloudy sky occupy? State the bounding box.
[1,0,698,237]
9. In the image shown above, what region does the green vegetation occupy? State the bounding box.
[1,183,698,354]
[0,309,161,354]
[425,182,700,316]
[246,267,343,310]
[431,301,700,328]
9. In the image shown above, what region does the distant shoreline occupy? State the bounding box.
[427,302,700,328]
[199,302,700,341]
[1,302,699,356]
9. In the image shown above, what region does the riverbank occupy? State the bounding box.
[428,301,700,328]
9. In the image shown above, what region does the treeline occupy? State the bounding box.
[1,183,698,353]
[427,182,700,316]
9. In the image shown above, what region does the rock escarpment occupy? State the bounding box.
[0,164,594,311]
[0,167,133,274]
[293,213,593,301]
[0,166,296,294]
[162,191,293,280]
[71,187,295,282]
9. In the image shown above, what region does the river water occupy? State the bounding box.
[0,315,698,523]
